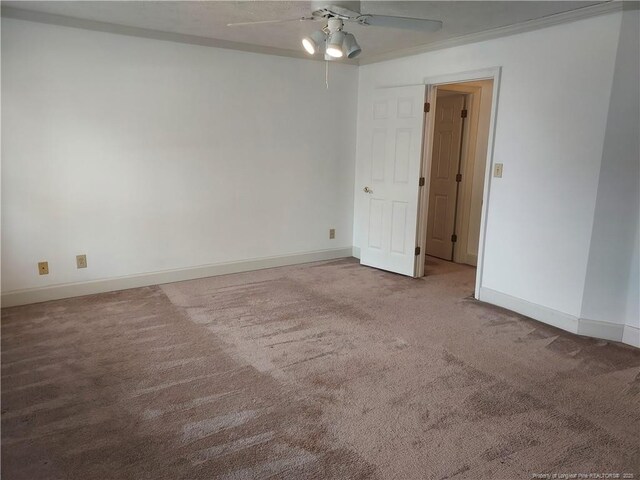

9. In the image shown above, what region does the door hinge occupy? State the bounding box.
[461,109,468,118]
[451,234,457,243]
[415,246,421,256]
[456,173,462,182]
[424,102,430,113]
[419,177,425,186]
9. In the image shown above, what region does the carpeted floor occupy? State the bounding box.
[2,257,639,479]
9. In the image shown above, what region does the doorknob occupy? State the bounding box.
[363,186,373,193]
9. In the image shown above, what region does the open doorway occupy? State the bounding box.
[359,68,499,289]
[420,79,494,277]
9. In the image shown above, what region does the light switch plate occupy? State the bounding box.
[494,163,503,178]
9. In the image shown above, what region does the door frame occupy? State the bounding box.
[438,84,483,266]
[415,67,502,300]
[424,91,468,262]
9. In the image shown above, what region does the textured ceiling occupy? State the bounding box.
[2,1,603,61]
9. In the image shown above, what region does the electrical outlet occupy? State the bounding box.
[329,228,336,239]
[38,261,49,275]
[493,163,503,178]
[76,254,87,269]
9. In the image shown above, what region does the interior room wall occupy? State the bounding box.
[580,7,640,346]
[1,18,359,302]
[624,223,639,346]
[3,8,637,348]
[353,12,625,328]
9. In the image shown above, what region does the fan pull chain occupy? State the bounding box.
[325,60,329,89]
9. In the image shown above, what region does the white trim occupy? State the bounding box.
[473,70,501,300]
[577,318,624,342]
[359,2,623,65]
[2,2,624,66]
[0,6,357,65]
[423,67,503,87]
[352,246,361,259]
[622,325,640,348]
[1,248,353,308]
[415,67,501,301]
[479,287,579,334]
[479,287,639,347]
[414,85,437,279]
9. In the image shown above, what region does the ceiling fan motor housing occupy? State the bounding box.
[327,17,344,33]
[311,1,361,18]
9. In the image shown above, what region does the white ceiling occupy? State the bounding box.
[2,1,606,63]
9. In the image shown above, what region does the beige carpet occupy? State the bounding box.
[2,257,639,479]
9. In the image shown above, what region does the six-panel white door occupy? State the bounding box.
[360,85,427,276]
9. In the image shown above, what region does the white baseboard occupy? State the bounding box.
[479,287,638,348]
[1,247,354,308]
[479,287,579,334]
[622,325,640,348]
[4,255,637,350]
[577,318,624,342]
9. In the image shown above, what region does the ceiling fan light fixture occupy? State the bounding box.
[230,5,444,64]
[301,30,326,55]
[326,30,345,58]
[342,33,361,58]
[301,37,315,55]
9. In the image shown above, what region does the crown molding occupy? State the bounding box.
[1,2,626,67]
[0,6,358,65]
[359,1,624,66]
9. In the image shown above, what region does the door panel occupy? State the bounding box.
[432,195,448,240]
[368,198,384,249]
[390,201,408,254]
[360,85,426,276]
[426,94,465,260]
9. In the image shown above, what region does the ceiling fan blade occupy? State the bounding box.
[227,17,316,27]
[357,15,442,32]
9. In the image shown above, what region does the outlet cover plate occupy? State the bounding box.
[38,261,49,275]
[76,254,87,269]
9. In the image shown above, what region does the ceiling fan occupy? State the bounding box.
[227,1,443,60]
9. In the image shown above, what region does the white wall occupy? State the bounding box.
[354,12,625,322]
[1,18,359,295]
[2,10,637,346]
[581,7,640,335]
[622,220,639,347]
[626,224,639,328]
